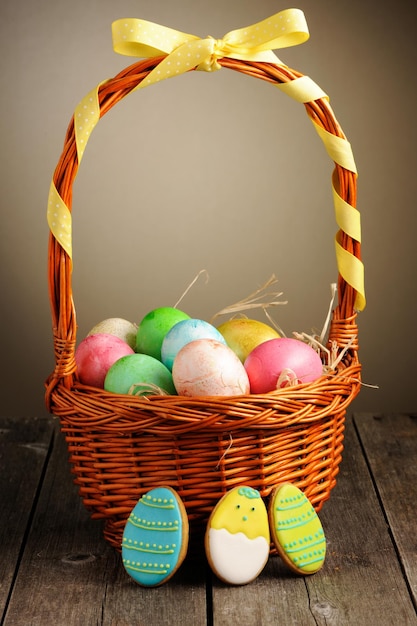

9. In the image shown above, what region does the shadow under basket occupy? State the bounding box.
[45,55,362,552]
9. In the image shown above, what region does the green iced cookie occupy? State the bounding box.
[268,483,326,575]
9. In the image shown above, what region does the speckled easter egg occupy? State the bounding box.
[244,337,323,394]
[217,318,281,363]
[122,486,189,587]
[172,339,250,397]
[268,483,326,575]
[135,307,190,361]
[205,486,270,585]
[87,317,138,350]
[161,318,226,371]
[104,353,176,396]
[75,333,134,388]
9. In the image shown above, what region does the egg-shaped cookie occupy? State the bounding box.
[122,486,189,587]
[205,486,270,585]
[268,483,326,575]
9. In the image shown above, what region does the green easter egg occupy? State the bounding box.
[135,307,190,360]
[104,353,176,396]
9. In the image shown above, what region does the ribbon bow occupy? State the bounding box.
[111,9,309,86]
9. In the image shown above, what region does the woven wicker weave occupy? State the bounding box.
[45,56,362,551]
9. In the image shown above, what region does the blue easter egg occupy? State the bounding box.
[161,318,226,370]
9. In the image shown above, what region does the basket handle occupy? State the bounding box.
[46,14,365,400]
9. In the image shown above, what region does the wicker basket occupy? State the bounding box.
[45,46,363,551]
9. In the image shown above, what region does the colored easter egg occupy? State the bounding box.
[268,483,326,575]
[244,337,323,394]
[205,486,270,585]
[217,318,281,363]
[104,353,176,396]
[172,339,250,397]
[122,486,189,587]
[161,318,226,371]
[87,317,138,350]
[135,307,190,361]
[75,333,134,388]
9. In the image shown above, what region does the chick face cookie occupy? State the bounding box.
[268,483,326,575]
[122,486,189,587]
[205,486,270,585]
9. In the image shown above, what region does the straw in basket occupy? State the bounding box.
[45,9,365,551]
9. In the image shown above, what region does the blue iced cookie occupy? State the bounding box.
[122,486,189,586]
[268,483,326,575]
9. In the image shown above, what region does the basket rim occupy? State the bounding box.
[47,356,361,435]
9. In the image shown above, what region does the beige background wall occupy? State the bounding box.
[1,0,416,418]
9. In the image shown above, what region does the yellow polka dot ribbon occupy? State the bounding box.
[47,181,72,258]
[47,85,102,259]
[74,85,101,163]
[47,8,365,310]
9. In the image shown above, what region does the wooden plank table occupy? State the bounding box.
[0,413,416,625]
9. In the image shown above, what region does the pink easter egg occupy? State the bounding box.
[75,333,134,388]
[244,337,323,394]
[172,339,250,397]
